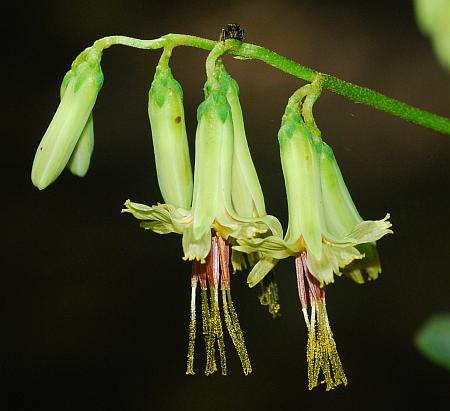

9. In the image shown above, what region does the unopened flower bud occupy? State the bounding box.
[31,47,103,190]
[66,113,94,177]
[148,64,193,208]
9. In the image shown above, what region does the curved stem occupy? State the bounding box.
[90,33,450,135]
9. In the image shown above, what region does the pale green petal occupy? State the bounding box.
[182,226,212,262]
[217,213,283,244]
[247,256,279,288]
[235,235,295,260]
[67,113,94,177]
[140,220,175,234]
[342,214,393,245]
[122,199,190,234]
[345,268,365,284]
[306,251,334,285]
[306,243,363,285]
[224,73,266,217]
[342,242,382,282]
[319,142,362,237]
[231,249,248,272]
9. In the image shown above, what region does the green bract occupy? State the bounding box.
[148,63,193,208]
[235,88,392,286]
[31,47,103,190]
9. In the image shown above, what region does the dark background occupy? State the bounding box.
[3,1,450,410]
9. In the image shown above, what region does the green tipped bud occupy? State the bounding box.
[278,104,324,258]
[67,113,94,177]
[31,48,103,190]
[60,74,95,178]
[218,68,266,218]
[148,65,193,208]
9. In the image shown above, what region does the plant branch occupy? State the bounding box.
[90,33,450,135]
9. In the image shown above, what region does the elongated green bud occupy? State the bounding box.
[31,47,103,190]
[218,68,266,218]
[59,74,95,178]
[191,89,233,240]
[148,65,193,209]
[278,102,324,258]
[67,114,94,177]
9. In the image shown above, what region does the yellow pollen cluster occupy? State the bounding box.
[306,301,347,390]
[258,274,281,318]
[186,237,252,376]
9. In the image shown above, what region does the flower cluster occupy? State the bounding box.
[31,40,392,390]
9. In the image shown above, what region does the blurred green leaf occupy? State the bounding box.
[415,314,450,371]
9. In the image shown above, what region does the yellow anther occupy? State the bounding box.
[306,302,347,390]
[201,288,216,375]
[222,289,252,375]
[226,289,252,375]
[258,275,281,318]
[211,287,227,375]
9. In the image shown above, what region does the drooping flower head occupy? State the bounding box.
[214,63,281,317]
[123,47,281,375]
[31,46,104,189]
[236,77,393,389]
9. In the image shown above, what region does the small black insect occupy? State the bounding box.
[220,23,245,42]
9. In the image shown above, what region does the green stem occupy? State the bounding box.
[91,33,450,135]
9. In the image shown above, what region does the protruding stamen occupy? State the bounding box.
[307,302,317,388]
[207,237,227,375]
[201,287,216,375]
[218,235,252,375]
[186,264,198,375]
[225,289,252,375]
[200,259,216,375]
[300,253,347,390]
[258,272,281,318]
[212,287,227,375]
[295,254,310,329]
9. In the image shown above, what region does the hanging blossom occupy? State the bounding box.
[235,78,393,390]
[217,62,281,318]
[123,47,281,375]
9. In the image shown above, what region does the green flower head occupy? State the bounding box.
[236,87,392,287]
[235,81,393,390]
[123,56,281,376]
[31,47,103,190]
